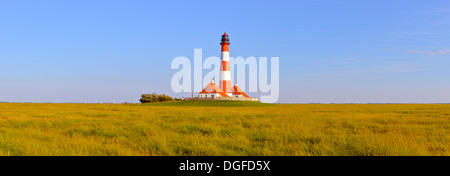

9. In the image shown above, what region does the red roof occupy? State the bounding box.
[199,82,229,97]
[217,92,229,97]
[222,32,228,36]
[232,84,250,98]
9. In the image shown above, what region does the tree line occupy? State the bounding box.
[139,93,173,103]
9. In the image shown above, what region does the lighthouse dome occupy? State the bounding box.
[221,33,230,44]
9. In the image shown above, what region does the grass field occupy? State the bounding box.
[0,101,448,156]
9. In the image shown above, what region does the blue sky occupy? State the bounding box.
[1,0,450,103]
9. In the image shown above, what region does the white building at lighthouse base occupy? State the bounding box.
[186,79,258,101]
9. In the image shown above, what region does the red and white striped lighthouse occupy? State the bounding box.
[197,33,257,101]
[220,32,232,96]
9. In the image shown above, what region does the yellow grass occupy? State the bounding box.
[0,102,448,156]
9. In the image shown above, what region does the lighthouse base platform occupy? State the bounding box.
[184,97,258,101]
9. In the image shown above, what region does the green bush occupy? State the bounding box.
[140,93,173,103]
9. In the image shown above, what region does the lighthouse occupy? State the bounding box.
[220,32,232,96]
[195,33,257,101]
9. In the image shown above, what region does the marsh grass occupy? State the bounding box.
[0,103,448,156]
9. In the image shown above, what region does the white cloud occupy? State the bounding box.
[408,49,449,55]
[376,63,424,73]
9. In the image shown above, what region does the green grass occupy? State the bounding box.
[0,103,448,156]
